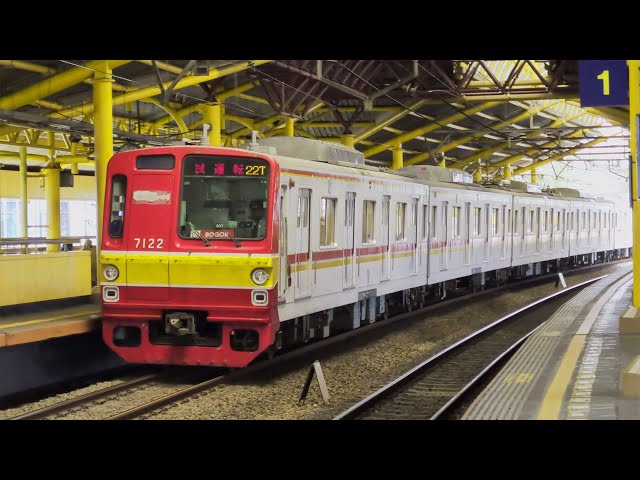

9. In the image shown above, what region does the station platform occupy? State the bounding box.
[0,301,101,348]
[463,263,640,420]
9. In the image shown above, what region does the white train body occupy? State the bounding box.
[250,138,632,340]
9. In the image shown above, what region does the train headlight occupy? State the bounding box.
[251,268,269,285]
[103,264,119,281]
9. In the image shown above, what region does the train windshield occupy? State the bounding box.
[180,155,270,241]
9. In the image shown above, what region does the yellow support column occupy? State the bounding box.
[473,168,482,183]
[438,157,446,168]
[392,145,403,170]
[44,166,61,252]
[620,60,640,340]
[202,103,222,146]
[18,146,28,238]
[94,61,114,246]
[531,168,538,185]
[285,117,295,137]
[342,134,355,147]
[504,165,512,180]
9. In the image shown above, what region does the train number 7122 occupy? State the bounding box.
[133,238,164,249]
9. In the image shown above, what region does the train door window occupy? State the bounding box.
[556,211,561,232]
[604,212,608,229]
[484,203,490,259]
[507,208,512,234]
[514,209,518,235]
[593,211,597,229]
[473,207,481,236]
[572,211,576,231]
[581,211,586,230]
[430,206,437,240]
[423,205,430,240]
[362,200,376,244]
[381,195,390,280]
[320,198,337,247]
[109,174,127,238]
[452,206,461,237]
[492,208,499,235]
[297,194,309,228]
[528,209,534,234]
[396,203,406,241]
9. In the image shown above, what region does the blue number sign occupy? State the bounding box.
[578,60,629,107]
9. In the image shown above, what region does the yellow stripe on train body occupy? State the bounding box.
[100,252,279,289]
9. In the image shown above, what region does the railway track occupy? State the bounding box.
[8,261,626,420]
[332,275,605,420]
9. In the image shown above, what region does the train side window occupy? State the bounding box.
[362,200,376,244]
[109,174,127,238]
[320,197,337,247]
[396,202,406,241]
[452,206,461,237]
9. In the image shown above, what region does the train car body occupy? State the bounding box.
[99,137,632,367]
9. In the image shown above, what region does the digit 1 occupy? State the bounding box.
[597,70,610,96]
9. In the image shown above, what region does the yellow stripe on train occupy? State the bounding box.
[100,253,279,288]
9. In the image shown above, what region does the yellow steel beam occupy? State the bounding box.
[224,115,255,130]
[513,137,608,174]
[140,97,189,134]
[137,60,183,75]
[487,126,603,170]
[0,60,130,111]
[237,93,270,105]
[363,102,497,158]
[354,100,427,144]
[448,112,587,170]
[297,121,373,128]
[629,60,640,307]
[231,101,325,139]
[94,61,113,246]
[583,106,628,125]
[53,61,271,120]
[403,100,563,168]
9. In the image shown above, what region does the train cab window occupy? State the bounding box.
[180,155,270,240]
[396,203,406,241]
[473,207,481,236]
[452,206,461,237]
[320,198,337,247]
[362,200,376,243]
[108,174,127,238]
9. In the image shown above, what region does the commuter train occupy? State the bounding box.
[99,136,632,367]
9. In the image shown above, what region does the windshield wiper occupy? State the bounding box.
[224,230,242,248]
[187,222,211,247]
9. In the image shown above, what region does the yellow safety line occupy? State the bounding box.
[537,335,586,420]
[0,312,98,330]
[537,273,632,420]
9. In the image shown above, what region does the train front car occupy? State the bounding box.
[100,146,280,367]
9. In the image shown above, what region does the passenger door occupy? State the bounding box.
[295,188,311,298]
[278,185,289,300]
[344,192,356,288]
[381,195,390,280]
